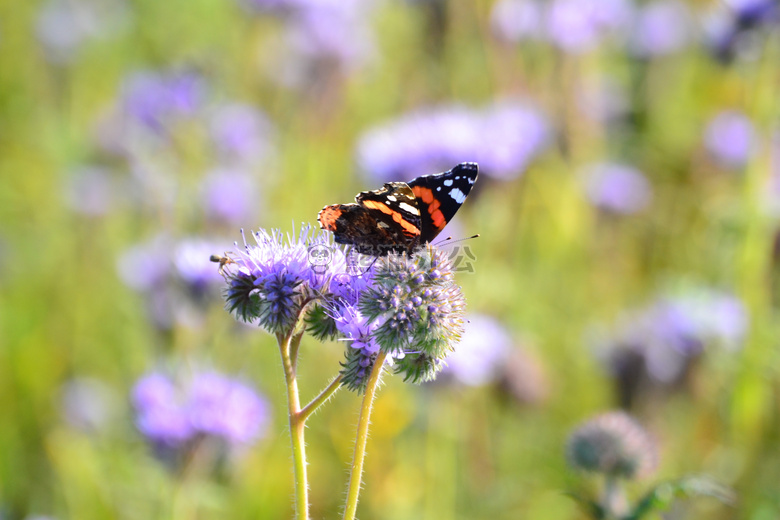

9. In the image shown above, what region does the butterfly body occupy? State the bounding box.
[318,163,478,256]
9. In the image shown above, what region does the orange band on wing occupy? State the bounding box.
[411,187,446,230]
[363,200,420,236]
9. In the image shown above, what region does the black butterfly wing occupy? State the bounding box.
[318,183,423,256]
[407,162,479,243]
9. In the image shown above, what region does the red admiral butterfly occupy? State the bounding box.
[318,162,478,256]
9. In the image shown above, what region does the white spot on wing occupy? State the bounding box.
[443,179,453,187]
[449,188,466,203]
[386,195,397,201]
[436,186,442,191]
[399,202,420,215]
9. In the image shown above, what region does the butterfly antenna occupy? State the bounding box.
[432,234,480,248]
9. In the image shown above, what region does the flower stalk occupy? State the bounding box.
[342,351,388,520]
[278,330,309,520]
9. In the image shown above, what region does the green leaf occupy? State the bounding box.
[626,476,735,520]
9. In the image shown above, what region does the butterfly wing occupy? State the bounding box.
[318,181,423,256]
[407,162,479,243]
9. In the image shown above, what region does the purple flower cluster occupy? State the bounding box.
[241,0,377,75]
[705,0,780,62]
[491,0,704,57]
[356,102,550,182]
[132,370,269,447]
[567,411,658,480]
[222,225,337,329]
[581,162,653,215]
[440,314,512,387]
[596,287,748,388]
[35,0,130,64]
[491,0,633,53]
[704,110,755,168]
[631,1,692,57]
[84,67,273,225]
[117,235,228,328]
[218,224,467,392]
[120,70,205,133]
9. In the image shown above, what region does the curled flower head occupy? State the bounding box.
[360,248,466,359]
[220,224,341,332]
[566,411,658,480]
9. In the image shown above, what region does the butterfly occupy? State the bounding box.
[318,162,478,256]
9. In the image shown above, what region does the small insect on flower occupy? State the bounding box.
[210,252,236,276]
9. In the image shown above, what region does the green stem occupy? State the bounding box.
[280,331,309,520]
[342,351,388,520]
[601,475,628,520]
[299,374,344,423]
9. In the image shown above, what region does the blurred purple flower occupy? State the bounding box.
[490,0,544,43]
[576,76,630,123]
[704,110,755,168]
[61,378,118,433]
[174,239,225,290]
[356,102,549,182]
[705,0,780,62]
[209,103,274,165]
[63,165,125,216]
[132,370,269,447]
[601,288,748,385]
[132,373,192,444]
[582,163,652,215]
[545,0,633,53]
[120,70,205,132]
[441,314,511,386]
[187,372,269,444]
[35,0,130,64]
[117,235,171,292]
[631,1,692,57]
[286,4,375,69]
[201,169,260,224]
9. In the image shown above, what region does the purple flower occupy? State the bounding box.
[441,314,512,386]
[356,102,549,182]
[567,411,658,479]
[133,373,192,444]
[705,1,780,62]
[285,4,375,69]
[201,169,260,224]
[704,110,755,168]
[600,288,748,385]
[222,225,341,328]
[120,70,205,132]
[174,239,225,290]
[61,378,117,433]
[117,235,171,292]
[209,103,274,165]
[132,370,269,447]
[582,163,652,214]
[576,76,630,123]
[490,0,544,43]
[63,165,125,216]
[188,372,269,444]
[545,0,632,53]
[631,1,692,57]
[35,0,130,64]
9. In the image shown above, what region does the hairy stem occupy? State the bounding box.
[280,331,309,520]
[342,351,388,520]
[300,374,344,423]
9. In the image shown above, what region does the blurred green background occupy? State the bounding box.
[2,0,780,518]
